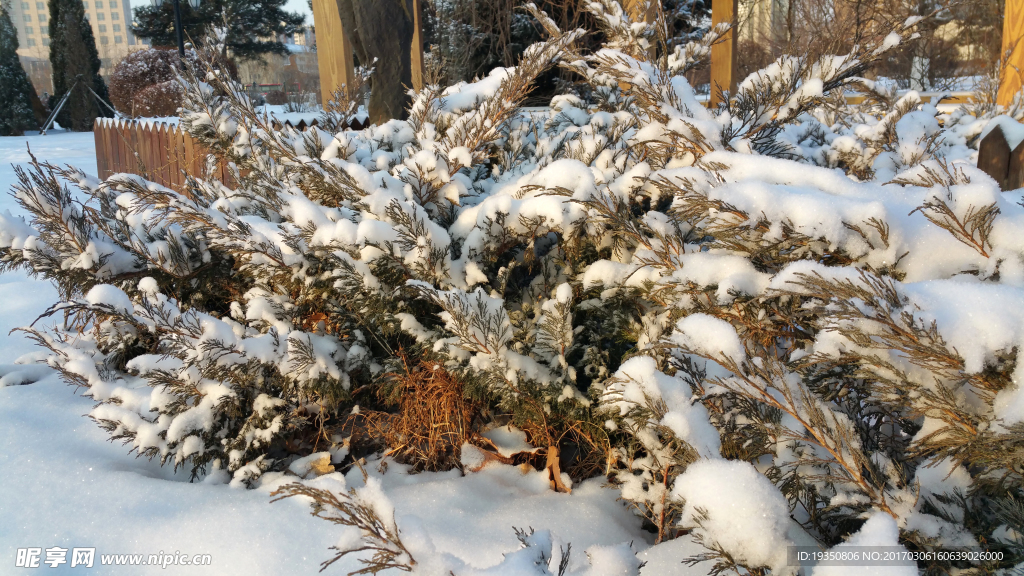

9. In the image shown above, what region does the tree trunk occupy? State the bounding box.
[335,0,414,123]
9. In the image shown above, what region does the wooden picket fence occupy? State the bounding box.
[93,117,333,191]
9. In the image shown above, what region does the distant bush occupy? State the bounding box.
[263,90,287,105]
[284,91,317,113]
[109,49,199,117]
[133,80,183,117]
[109,48,237,117]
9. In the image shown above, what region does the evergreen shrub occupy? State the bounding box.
[3,1,1024,573]
[0,1,38,135]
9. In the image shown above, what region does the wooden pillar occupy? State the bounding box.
[411,0,425,91]
[710,0,738,107]
[312,0,355,106]
[313,0,427,103]
[998,0,1024,107]
[622,0,656,22]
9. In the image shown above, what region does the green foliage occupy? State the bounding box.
[131,0,304,63]
[47,0,111,131]
[0,2,37,135]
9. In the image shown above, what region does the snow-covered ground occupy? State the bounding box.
[0,131,684,575]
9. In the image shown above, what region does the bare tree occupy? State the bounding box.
[734,0,1002,91]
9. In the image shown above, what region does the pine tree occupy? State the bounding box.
[0,1,37,135]
[131,0,304,63]
[48,0,111,131]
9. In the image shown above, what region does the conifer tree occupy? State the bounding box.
[0,1,37,135]
[48,0,111,131]
[132,0,303,63]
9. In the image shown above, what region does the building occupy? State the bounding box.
[13,0,144,94]
[236,27,321,100]
[737,0,789,45]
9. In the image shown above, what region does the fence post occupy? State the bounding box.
[978,126,1011,189]
[94,119,105,179]
[1009,139,1024,191]
[709,0,737,107]
[103,119,114,180]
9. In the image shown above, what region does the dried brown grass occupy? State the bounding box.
[356,357,480,472]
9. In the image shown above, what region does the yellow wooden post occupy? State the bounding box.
[312,0,427,99]
[709,0,737,107]
[411,0,426,91]
[622,0,656,23]
[998,0,1024,106]
[312,0,355,106]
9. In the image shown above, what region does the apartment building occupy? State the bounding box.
[13,0,144,94]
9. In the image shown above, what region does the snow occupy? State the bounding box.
[811,514,917,576]
[605,356,721,458]
[1,372,662,574]
[980,115,1024,151]
[0,131,93,360]
[902,280,1024,377]
[672,459,793,573]
[85,284,136,315]
[481,425,539,457]
[671,314,746,365]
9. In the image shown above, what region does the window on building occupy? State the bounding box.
[26,38,35,46]
[42,38,49,46]
[96,12,104,20]
[36,2,43,8]
[110,11,118,20]
[112,23,120,31]
[38,14,45,22]
[99,35,108,44]
[98,24,106,32]
[115,35,122,44]
[82,1,88,7]
[41,25,47,34]
[111,1,118,6]
[20,2,28,9]
[22,14,31,21]
[25,26,32,34]
[84,13,89,20]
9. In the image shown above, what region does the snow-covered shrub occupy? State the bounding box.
[2,0,1023,573]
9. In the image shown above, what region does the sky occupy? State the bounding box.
[128,0,314,23]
